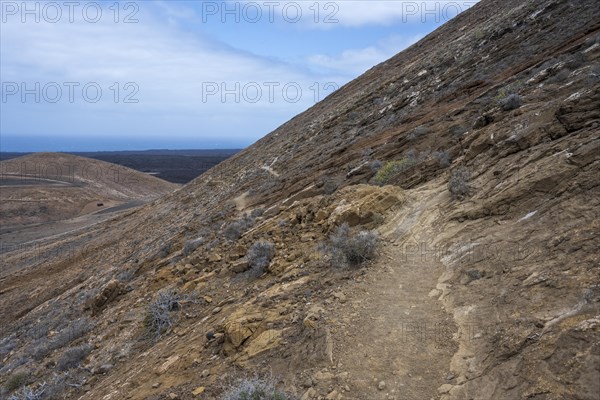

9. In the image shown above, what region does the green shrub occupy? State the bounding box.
[372,158,416,186]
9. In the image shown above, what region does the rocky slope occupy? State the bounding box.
[1,0,599,399]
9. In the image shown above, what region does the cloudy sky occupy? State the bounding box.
[1,1,478,151]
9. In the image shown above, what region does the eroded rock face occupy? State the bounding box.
[327,185,403,227]
[1,0,599,399]
[85,279,127,315]
[221,309,283,360]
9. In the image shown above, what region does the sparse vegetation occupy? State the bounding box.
[466,269,483,281]
[547,68,570,84]
[246,241,275,277]
[4,372,29,393]
[449,124,467,137]
[408,125,429,140]
[221,377,294,400]
[322,177,339,195]
[372,158,417,186]
[159,242,172,258]
[500,93,522,110]
[224,214,255,241]
[30,318,93,361]
[7,383,46,400]
[144,289,182,339]
[183,237,204,256]
[56,344,92,371]
[116,268,135,282]
[0,336,17,358]
[448,167,472,199]
[4,372,69,400]
[432,151,451,168]
[493,81,523,111]
[473,29,485,40]
[496,81,523,100]
[321,223,378,267]
[371,160,383,172]
[53,319,93,348]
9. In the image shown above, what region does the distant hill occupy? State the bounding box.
[0,149,240,184]
[0,152,178,227]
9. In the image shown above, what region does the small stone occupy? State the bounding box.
[300,233,315,242]
[313,371,334,381]
[212,306,222,314]
[93,364,113,375]
[326,390,340,399]
[230,258,250,273]
[438,384,453,394]
[168,393,178,399]
[333,292,347,303]
[152,382,160,389]
[208,253,222,262]
[301,388,317,400]
[206,331,215,340]
[446,372,455,381]
[301,377,313,388]
[337,372,349,380]
[378,381,386,390]
[201,369,210,378]
[192,386,205,396]
[158,355,180,374]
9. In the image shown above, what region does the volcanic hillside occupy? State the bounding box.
[1,0,599,399]
[0,152,179,227]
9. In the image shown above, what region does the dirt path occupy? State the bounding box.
[330,185,457,399]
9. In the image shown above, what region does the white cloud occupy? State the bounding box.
[0,4,347,141]
[329,1,479,27]
[307,34,422,76]
[230,0,479,29]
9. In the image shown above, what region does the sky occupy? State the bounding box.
[0,1,479,151]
